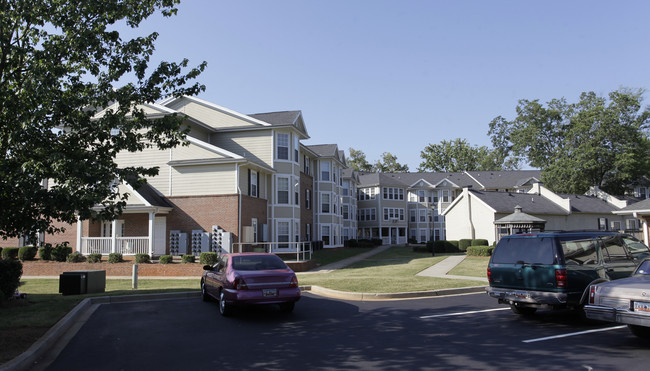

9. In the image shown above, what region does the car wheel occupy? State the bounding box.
[201,281,210,302]
[510,304,537,316]
[279,302,295,313]
[219,291,232,316]
[628,325,650,338]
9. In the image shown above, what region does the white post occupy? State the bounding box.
[111,219,117,253]
[148,211,155,257]
[76,215,83,254]
[132,263,138,289]
[643,218,649,247]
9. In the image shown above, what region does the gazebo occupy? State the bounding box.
[494,205,547,241]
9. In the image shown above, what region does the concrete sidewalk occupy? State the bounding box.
[303,244,393,273]
[416,255,488,282]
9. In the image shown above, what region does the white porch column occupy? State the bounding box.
[643,218,649,247]
[76,215,83,253]
[148,211,155,257]
[111,219,117,253]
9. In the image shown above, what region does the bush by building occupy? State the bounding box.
[135,254,150,264]
[159,255,173,264]
[199,252,218,265]
[39,243,53,260]
[0,259,22,301]
[108,253,123,264]
[51,243,72,262]
[1,247,19,260]
[182,255,195,264]
[66,252,86,263]
[87,253,102,263]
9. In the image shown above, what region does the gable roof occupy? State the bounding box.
[307,144,340,158]
[249,110,310,139]
[558,194,620,214]
[465,170,542,189]
[470,190,569,215]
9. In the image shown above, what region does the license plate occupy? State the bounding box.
[263,289,277,297]
[633,301,650,314]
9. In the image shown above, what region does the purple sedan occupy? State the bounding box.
[201,253,300,316]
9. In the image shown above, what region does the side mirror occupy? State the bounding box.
[203,265,212,271]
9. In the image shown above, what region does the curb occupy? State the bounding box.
[301,285,487,301]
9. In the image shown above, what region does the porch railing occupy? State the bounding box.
[80,237,149,255]
[231,241,312,261]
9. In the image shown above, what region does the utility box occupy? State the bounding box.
[59,270,106,296]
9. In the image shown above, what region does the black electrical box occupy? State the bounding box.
[59,270,106,296]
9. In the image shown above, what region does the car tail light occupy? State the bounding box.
[487,267,492,283]
[289,276,298,288]
[234,277,248,290]
[588,285,596,304]
[555,269,567,288]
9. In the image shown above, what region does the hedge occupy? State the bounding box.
[108,253,124,264]
[199,252,218,265]
[87,253,102,263]
[182,255,195,264]
[1,247,19,260]
[135,254,150,264]
[18,246,38,261]
[471,239,489,246]
[458,239,472,252]
[159,255,173,264]
[0,259,23,301]
[39,243,53,260]
[52,243,72,262]
[466,245,494,256]
[66,252,86,263]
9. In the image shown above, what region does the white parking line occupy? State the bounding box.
[419,307,510,319]
[522,325,627,343]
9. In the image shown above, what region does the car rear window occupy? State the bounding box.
[622,236,650,254]
[231,255,287,271]
[492,237,556,264]
[560,237,599,265]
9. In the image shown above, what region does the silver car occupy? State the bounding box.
[584,258,650,338]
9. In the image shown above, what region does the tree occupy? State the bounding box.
[418,138,510,172]
[0,0,206,239]
[347,147,373,172]
[489,89,650,194]
[373,152,409,173]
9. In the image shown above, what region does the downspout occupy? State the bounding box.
[236,163,243,250]
[466,187,475,239]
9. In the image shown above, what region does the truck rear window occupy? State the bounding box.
[492,237,555,264]
[560,237,598,265]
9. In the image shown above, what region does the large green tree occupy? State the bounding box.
[489,89,650,194]
[0,0,206,239]
[373,152,409,173]
[418,138,511,172]
[347,147,373,172]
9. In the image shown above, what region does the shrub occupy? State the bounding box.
[357,239,375,248]
[0,259,23,301]
[52,242,72,262]
[458,239,472,252]
[199,252,218,265]
[345,239,359,248]
[39,243,53,260]
[108,253,123,264]
[412,245,430,253]
[2,247,19,260]
[159,255,173,264]
[135,254,151,264]
[447,240,460,253]
[466,245,494,256]
[182,254,195,264]
[471,239,489,246]
[371,238,382,246]
[18,246,38,261]
[87,253,102,263]
[408,237,418,245]
[66,252,86,263]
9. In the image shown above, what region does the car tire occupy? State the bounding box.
[279,302,295,313]
[201,281,210,302]
[628,324,650,338]
[219,291,232,316]
[510,304,537,316]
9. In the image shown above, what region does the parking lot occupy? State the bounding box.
[42,292,650,370]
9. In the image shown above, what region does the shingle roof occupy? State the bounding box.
[356,170,544,190]
[248,111,301,126]
[619,198,650,211]
[558,194,620,213]
[306,144,339,158]
[470,190,569,215]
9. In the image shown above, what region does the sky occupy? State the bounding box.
[127,0,650,171]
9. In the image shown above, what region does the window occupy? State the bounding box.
[410,209,416,222]
[419,209,426,222]
[627,219,639,230]
[304,156,310,175]
[295,188,299,206]
[383,187,404,200]
[277,133,289,160]
[440,189,450,203]
[358,187,377,201]
[277,221,289,248]
[419,229,427,243]
[342,181,349,196]
[306,223,311,241]
[294,136,299,163]
[321,161,330,181]
[358,208,376,221]
[408,192,417,202]
[612,221,621,231]
[418,190,426,202]
[321,193,330,213]
[434,229,441,241]
[277,177,289,204]
[383,208,404,221]
[598,217,608,231]
[322,225,330,245]
[343,205,349,220]
[305,189,311,209]
[250,170,258,197]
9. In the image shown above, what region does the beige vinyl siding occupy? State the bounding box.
[171,141,227,162]
[115,146,171,195]
[210,131,273,166]
[185,126,210,142]
[168,99,261,130]
[171,164,236,196]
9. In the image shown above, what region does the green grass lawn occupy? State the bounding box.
[448,256,490,278]
[298,246,484,293]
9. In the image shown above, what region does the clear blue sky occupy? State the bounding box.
[131,0,650,171]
